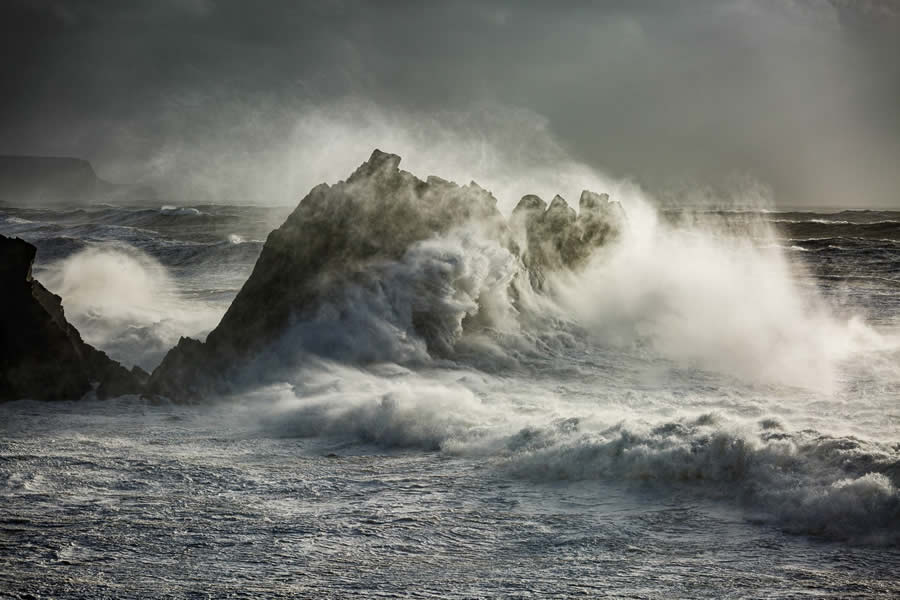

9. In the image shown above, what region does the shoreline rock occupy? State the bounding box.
[0,234,147,401]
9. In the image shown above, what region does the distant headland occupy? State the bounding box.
[0,155,156,206]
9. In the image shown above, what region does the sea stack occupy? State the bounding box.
[147,150,510,399]
[147,150,624,400]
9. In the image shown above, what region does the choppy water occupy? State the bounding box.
[2,203,900,598]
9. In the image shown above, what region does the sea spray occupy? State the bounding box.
[543,196,885,391]
[38,244,222,370]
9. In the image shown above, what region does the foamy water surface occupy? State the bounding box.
[1,202,899,597]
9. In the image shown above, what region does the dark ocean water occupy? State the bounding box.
[1,203,899,598]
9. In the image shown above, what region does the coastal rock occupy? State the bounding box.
[147,150,509,399]
[0,234,146,401]
[148,150,624,400]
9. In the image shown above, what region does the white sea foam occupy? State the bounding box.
[160,205,204,216]
[250,358,899,543]
[3,216,34,225]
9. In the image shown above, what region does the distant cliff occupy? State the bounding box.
[0,155,156,206]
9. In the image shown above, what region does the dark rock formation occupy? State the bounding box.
[0,155,156,206]
[148,149,624,400]
[148,150,508,399]
[0,234,147,401]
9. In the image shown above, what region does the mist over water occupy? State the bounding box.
[133,100,653,212]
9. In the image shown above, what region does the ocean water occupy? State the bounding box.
[2,202,899,598]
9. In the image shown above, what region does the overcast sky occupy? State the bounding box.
[2,0,899,208]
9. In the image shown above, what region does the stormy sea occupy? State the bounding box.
[2,197,899,598]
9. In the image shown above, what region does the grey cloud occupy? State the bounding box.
[1,0,898,207]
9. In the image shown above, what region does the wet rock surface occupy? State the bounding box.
[148,150,624,400]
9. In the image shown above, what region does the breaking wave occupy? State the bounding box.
[36,245,223,370]
[253,359,900,544]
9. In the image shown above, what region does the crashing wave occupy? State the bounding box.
[252,360,899,544]
[502,414,900,542]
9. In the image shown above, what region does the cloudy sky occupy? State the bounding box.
[2,0,899,208]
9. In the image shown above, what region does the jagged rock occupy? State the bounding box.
[512,190,625,290]
[147,149,509,400]
[147,149,625,400]
[0,234,147,401]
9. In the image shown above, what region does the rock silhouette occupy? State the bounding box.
[0,234,147,401]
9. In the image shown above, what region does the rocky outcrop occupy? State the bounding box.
[0,234,147,401]
[147,150,509,399]
[148,150,624,400]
